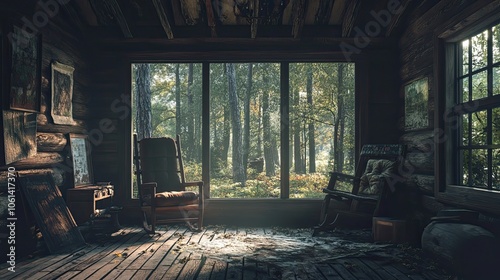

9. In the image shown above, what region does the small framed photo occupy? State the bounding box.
[404,77,429,131]
[51,61,75,125]
[9,25,42,113]
[69,133,93,187]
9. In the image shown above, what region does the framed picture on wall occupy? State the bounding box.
[2,110,37,165]
[404,77,429,131]
[51,61,75,125]
[9,25,41,113]
[69,133,93,187]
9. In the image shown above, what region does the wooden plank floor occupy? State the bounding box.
[0,225,454,279]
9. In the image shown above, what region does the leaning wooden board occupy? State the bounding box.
[18,174,85,253]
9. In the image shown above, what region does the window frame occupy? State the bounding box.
[435,12,500,215]
[128,60,359,201]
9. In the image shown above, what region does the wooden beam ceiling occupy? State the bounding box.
[63,0,411,41]
[315,0,335,25]
[179,0,201,25]
[205,0,218,37]
[291,0,306,39]
[385,0,410,37]
[89,0,133,38]
[342,0,360,37]
[251,0,260,39]
[151,0,174,39]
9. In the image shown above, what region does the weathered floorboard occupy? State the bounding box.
[0,225,453,280]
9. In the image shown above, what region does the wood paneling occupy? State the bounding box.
[0,7,93,260]
[398,0,500,217]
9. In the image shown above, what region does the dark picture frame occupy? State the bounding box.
[2,110,37,165]
[69,133,93,187]
[404,77,429,131]
[51,61,75,125]
[9,24,42,113]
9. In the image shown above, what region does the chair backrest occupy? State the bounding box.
[135,135,186,193]
[355,144,406,178]
[353,144,406,195]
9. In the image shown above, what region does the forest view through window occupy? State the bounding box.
[454,22,500,189]
[132,62,355,199]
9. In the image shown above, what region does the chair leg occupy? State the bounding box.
[142,211,155,234]
[313,196,332,236]
[151,209,157,234]
[198,208,204,231]
[185,221,199,232]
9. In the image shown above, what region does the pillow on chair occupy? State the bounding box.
[141,191,199,207]
[155,191,199,206]
[359,159,395,195]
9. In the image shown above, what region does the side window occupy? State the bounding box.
[450,23,500,190]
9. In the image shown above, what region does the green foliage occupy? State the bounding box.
[209,172,331,199]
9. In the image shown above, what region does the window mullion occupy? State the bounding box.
[487,27,494,189]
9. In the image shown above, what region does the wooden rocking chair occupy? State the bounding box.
[313,144,406,236]
[134,134,204,234]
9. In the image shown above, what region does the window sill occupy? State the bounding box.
[437,185,500,216]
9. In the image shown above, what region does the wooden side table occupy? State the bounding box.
[66,185,114,225]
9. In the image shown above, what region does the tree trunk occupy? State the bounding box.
[226,63,245,183]
[222,104,230,164]
[175,64,181,136]
[307,66,315,173]
[337,64,345,172]
[257,95,262,156]
[262,76,275,176]
[293,88,303,174]
[135,63,152,140]
[333,114,339,171]
[186,63,195,161]
[211,112,221,176]
[222,64,231,164]
[243,63,253,173]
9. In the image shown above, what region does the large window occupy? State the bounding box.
[289,63,355,197]
[132,63,203,198]
[132,62,355,199]
[451,22,500,189]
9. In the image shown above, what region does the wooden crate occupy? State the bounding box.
[372,217,415,243]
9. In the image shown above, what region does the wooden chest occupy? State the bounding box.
[372,217,416,244]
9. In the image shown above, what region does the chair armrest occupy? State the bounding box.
[324,172,360,192]
[182,181,204,187]
[182,181,205,200]
[323,189,378,202]
[330,172,356,181]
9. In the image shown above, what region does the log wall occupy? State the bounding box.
[0,5,96,261]
[398,0,500,216]
[0,8,92,207]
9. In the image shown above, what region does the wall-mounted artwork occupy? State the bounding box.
[404,77,429,131]
[9,25,41,113]
[51,61,75,125]
[69,133,93,187]
[2,110,37,165]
